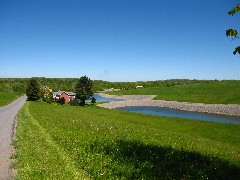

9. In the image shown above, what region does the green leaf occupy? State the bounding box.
[228,4,240,15]
[226,29,238,38]
[233,46,240,55]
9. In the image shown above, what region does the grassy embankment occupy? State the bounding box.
[108,81,240,104]
[0,91,22,107]
[14,101,240,179]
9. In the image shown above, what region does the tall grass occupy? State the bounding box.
[108,81,240,104]
[14,102,240,179]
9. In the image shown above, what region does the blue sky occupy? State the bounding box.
[0,0,240,81]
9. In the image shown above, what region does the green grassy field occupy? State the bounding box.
[108,81,240,104]
[13,101,240,179]
[0,91,22,107]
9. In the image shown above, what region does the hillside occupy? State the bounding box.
[14,102,240,179]
[108,81,240,104]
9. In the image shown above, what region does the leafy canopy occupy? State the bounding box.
[75,75,93,105]
[26,78,40,101]
[226,3,240,55]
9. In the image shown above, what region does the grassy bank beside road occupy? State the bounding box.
[108,81,240,104]
[14,102,240,179]
[0,91,22,107]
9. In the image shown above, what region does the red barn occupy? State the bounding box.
[53,91,76,103]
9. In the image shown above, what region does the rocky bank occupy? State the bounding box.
[97,93,240,117]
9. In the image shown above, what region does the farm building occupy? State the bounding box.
[53,90,76,103]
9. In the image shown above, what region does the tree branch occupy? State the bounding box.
[228,4,240,15]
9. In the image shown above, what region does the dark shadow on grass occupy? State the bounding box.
[90,140,240,179]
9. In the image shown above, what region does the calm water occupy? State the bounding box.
[87,93,120,102]
[117,106,240,124]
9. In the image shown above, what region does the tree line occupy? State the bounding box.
[0,77,214,94]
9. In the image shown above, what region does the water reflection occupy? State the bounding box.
[117,106,240,124]
[87,93,120,102]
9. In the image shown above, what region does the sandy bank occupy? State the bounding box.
[97,93,240,117]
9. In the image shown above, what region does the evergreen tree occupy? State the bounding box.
[75,76,93,106]
[26,78,40,101]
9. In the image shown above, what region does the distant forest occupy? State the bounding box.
[0,78,218,94]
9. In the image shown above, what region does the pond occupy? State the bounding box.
[87,93,120,102]
[117,106,240,124]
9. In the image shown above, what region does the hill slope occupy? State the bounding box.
[14,102,240,179]
[108,81,240,104]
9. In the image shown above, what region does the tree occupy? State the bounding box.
[26,78,40,101]
[60,97,66,105]
[226,3,240,55]
[75,75,93,106]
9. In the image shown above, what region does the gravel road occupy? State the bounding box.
[0,95,27,180]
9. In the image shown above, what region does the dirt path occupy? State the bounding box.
[0,95,27,180]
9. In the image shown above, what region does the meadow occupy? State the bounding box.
[0,91,22,107]
[108,81,240,104]
[14,101,240,179]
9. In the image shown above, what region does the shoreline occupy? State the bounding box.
[97,93,240,117]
